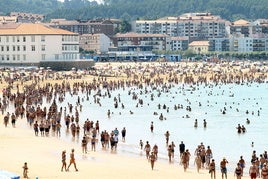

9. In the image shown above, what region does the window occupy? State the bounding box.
[6,36,9,42]
[6,46,9,51]
[55,54,59,60]
[12,36,15,42]
[41,54,46,60]
[23,36,26,42]
[17,36,20,42]
[23,45,26,51]
[17,46,20,51]
[41,36,45,42]
[41,45,45,51]
[17,55,20,61]
[6,55,9,61]
[13,55,16,61]
[13,46,16,51]
[23,55,26,61]
[1,55,4,61]
[1,46,3,51]
[31,36,35,42]
[31,45,35,51]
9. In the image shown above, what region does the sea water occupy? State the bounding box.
[20,81,268,172]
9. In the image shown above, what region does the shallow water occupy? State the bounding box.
[17,81,268,173]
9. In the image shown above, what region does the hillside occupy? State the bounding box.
[1,0,268,21]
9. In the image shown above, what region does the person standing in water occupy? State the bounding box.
[150,121,154,133]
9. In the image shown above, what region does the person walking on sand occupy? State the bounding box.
[149,151,156,170]
[167,144,173,163]
[181,151,189,172]
[3,114,9,127]
[61,150,67,172]
[22,162,28,178]
[238,156,245,176]
[67,149,78,171]
[220,157,228,179]
[209,159,216,179]
[249,161,258,179]
[261,163,268,179]
[194,154,202,173]
[11,113,16,127]
[234,163,243,179]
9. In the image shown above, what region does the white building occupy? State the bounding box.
[113,32,171,51]
[79,33,111,54]
[133,13,228,40]
[230,37,268,52]
[0,23,79,65]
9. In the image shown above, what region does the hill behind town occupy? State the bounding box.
[0,0,268,21]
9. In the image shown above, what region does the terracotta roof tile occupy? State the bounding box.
[0,23,76,35]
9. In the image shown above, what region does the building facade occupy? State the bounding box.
[230,37,268,52]
[79,33,111,54]
[10,12,44,23]
[188,41,210,54]
[133,13,228,41]
[113,32,171,51]
[49,18,115,37]
[0,16,17,23]
[170,37,189,51]
[0,23,79,65]
[230,19,268,38]
[208,38,230,52]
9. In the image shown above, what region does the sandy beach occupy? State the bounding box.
[1,118,240,179]
[1,119,254,179]
[1,61,267,179]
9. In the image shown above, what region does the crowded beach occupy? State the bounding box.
[0,60,267,179]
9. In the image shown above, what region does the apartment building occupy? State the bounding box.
[209,38,230,52]
[113,32,171,51]
[0,23,79,65]
[79,33,111,54]
[49,18,115,37]
[230,19,268,38]
[133,13,228,41]
[10,12,44,23]
[230,37,268,52]
[170,37,189,51]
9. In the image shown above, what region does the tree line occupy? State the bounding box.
[1,0,268,22]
